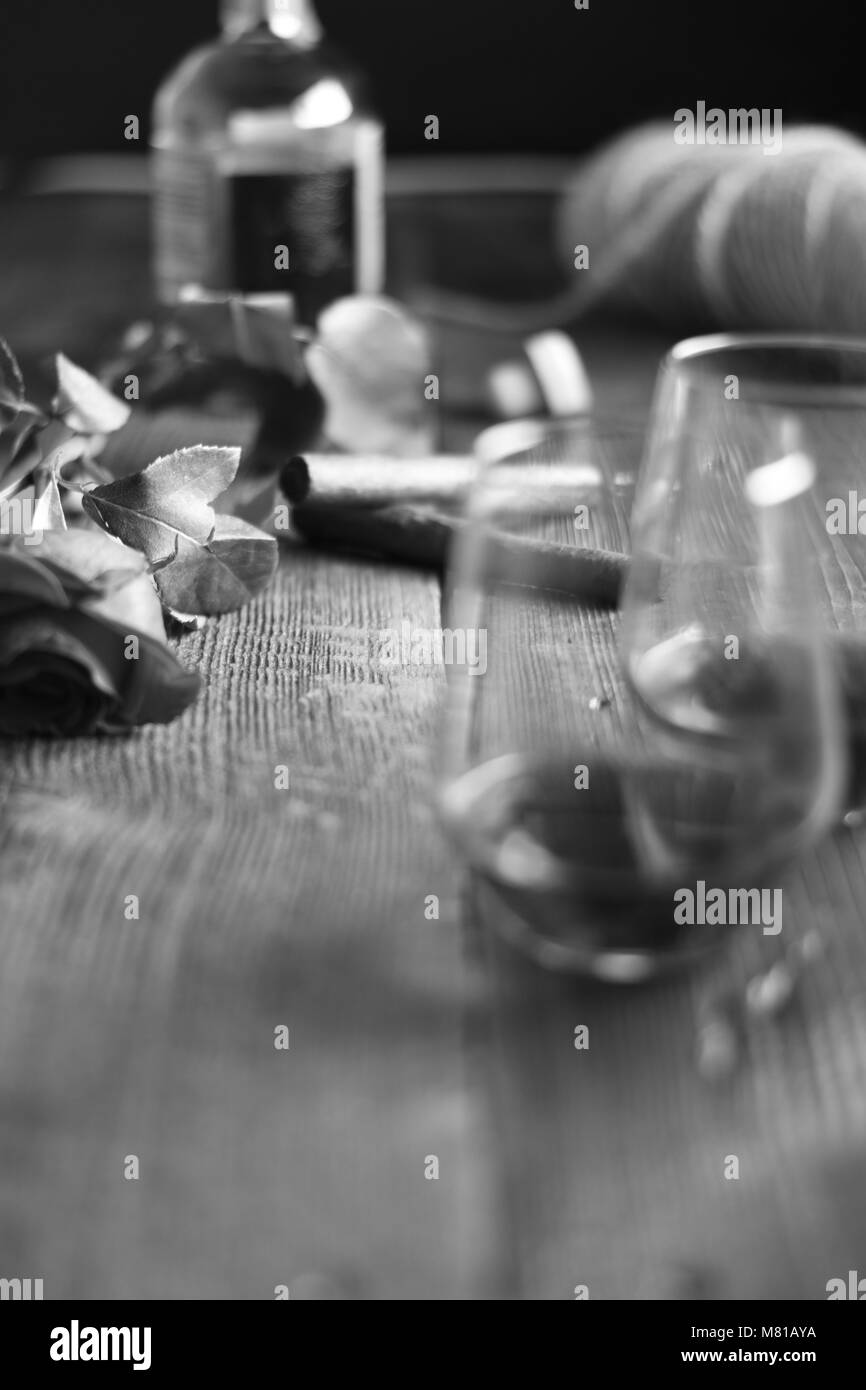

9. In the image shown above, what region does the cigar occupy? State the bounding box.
[282,454,480,508]
[291,502,627,606]
[282,452,603,511]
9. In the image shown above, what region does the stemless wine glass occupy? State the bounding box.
[622,333,866,823]
[438,397,844,983]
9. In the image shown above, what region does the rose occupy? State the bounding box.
[0,527,199,737]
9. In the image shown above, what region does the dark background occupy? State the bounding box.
[0,0,864,160]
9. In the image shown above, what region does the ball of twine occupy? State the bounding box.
[426,123,866,337]
[557,122,866,333]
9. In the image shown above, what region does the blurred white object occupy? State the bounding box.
[486,360,545,419]
[473,418,554,462]
[486,332,593,422]
[305,295,436,456]
[524,332,594,415]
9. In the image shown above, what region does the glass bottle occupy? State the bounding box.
[151,0,384,321]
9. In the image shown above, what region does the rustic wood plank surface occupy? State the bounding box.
[2,186,866,1302]
[0,506,504,1299]
[0,192,506,1300]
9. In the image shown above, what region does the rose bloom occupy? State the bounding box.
[0,527,199,737]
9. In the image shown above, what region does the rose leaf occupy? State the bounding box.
[80,445,278,614]
[54,353,131,435]
[0,337,26,407]
[31,467,67,532]
[150,515,278,614]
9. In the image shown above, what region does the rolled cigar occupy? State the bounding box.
[282,454,479,507]
[282,452,603,510]
[291,502,626,606]
[292,503,456,569]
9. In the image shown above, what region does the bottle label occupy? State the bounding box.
[153,118,384,316]
[228,166,355,318]
[152,147,217,299]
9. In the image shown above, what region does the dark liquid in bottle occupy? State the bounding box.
[229,166,356,318]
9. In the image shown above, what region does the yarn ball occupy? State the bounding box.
[556,122,866,333]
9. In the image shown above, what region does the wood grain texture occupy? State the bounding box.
[0,194,508,1300]
[0,541,504,1299]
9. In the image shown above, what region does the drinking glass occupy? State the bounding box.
[438,387,845,982]
[622,333,866,818]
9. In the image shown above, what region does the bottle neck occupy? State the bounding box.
[221,0,323,44]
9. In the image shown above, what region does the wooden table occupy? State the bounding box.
[2,187,866,1301]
